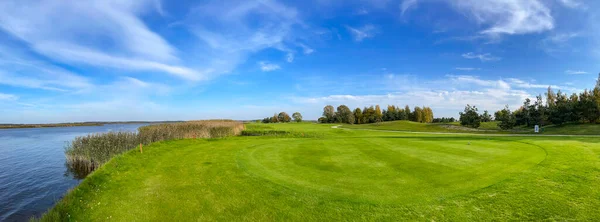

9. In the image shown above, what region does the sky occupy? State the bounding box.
[0,0,599,123]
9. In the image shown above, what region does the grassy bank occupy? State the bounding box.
[65,120,244,174]
[39,123,600,221]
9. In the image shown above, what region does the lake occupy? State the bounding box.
[0,124,147,221]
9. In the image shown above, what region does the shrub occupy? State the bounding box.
[65,120,244,176]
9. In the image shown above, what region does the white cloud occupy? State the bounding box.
[287,53,295,63]
[506,78,563,89]
[33,42,204,81]
[462,52,501,62]
[0,93,18,101]
[448,75,510,90]
[298,43,315,55]
[346,24,377,42]
[0,0,202,80]
[539,33,580,54]
[565,70,588,75]
[558,0,584,8]
[455,67,480,71]
[186,0,309,74]
[447,0,554,35]
[400,0,418,15]
[0,45,92,92]
[258,61,281,72]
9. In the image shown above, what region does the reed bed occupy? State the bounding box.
[65,120,244,175]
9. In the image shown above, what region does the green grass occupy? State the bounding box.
[344,120,600,135]
[40,122,600,221]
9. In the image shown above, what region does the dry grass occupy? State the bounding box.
[65,120,244,174]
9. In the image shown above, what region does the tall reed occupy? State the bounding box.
[65,120,244,176]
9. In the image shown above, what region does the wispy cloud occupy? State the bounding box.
[558,0,584,9]
[346,24,377,42]
[400,0,418,15]
[0,0,201,80]
[0,93,18,101]
[185,0,310,74]
[448,0,554,35]
[455,67,480,71]
[565,70,588,75]
[258,61,281,72]
[462,52,501,62]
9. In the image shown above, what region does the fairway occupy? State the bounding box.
[42,123,600,221]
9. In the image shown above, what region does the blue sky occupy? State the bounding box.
[0,0,599,123]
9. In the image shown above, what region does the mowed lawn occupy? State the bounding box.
[42,123,600,221]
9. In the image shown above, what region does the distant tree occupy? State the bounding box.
[549,90,572,125]
[413,107,423,123]
[460,104,481,128]
[336,105,354,124]
[318,117,327,123]
[271,113,279,123]
[546,86,557,109]
[262,117,272,123]
[323,105,336,123]
[375,105,383,122]
[423,107,434,123]
[292,112,303,123]
[353,108,363,124]
[385,105,397,121]
[481,110,493,122]
[495,105,516,130]
[404,105,411,121]
[278,112,291,123]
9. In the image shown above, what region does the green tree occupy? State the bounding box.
[413,107,423,122]
[323,105,336,123]
[353,108,363,124]
[375,105,383,122]
[481,110,493,122]
[292,112,303,122]
[278,112,291,122]
[336,105,354,124]
[404,105,411,121]
[495,105,516,130]
[459,104,481,128]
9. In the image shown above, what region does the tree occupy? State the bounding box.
[495,105,516,130]
[385,105,398,121]
[404,105,411,121]
[375,105,383,122]
[336,105,354,124]
[422,107,434,123]
[353,108,363,124]
[292,112,303,122]
[323,105,336,123]
[262,117,272,123]
[278,112,291,122]
[549,90,572,125]
[413,107,423,122]
[271,113,279,123]
[318,117,327,123]
[459,104,481,128]
[480,110,493,122]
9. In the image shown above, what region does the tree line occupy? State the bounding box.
[462,74,600,129]
[261,112,303,123]
[318,105,434,124]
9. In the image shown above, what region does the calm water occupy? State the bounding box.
[0,124,147,222]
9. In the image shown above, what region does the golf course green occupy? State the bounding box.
[41,122,600,221]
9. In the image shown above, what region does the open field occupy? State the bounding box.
[40,122,600,221]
